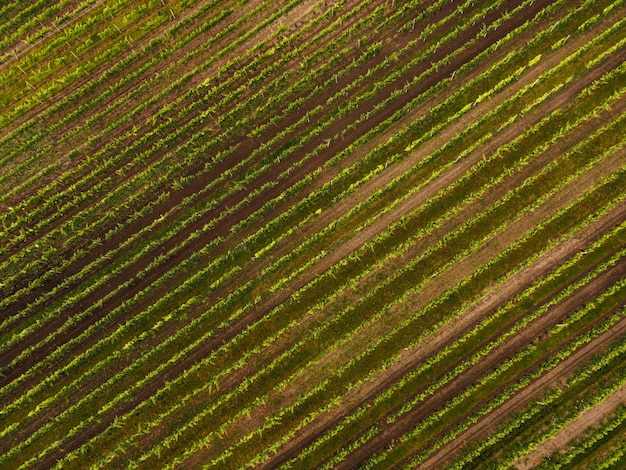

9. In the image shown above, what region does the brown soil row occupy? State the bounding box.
[3,0,424,396]
[420,303,626,470]
[514,382,626,469]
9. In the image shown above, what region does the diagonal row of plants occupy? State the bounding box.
[11,40,624,470]
[0,0,616,442]
[2,0,620,466]
[0,0,544,382]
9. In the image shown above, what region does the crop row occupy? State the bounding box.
[0,0,616,440]
[450,312,626,470]
[0,0,378,323]
[1,0,624,466]
[0,0,588,316]
[536,405,626,469]
[0,0,540,370]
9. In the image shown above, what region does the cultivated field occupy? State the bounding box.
[0,0,625,468]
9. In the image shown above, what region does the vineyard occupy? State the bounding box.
[0,0,625,468]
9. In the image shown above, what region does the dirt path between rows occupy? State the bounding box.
[420,306,626,469]
[202,47,626,447]
[115,95,626,469]
[165,61,626,460]
[265,208,626,470]
[186,0,624,387]
[514,382,626,469]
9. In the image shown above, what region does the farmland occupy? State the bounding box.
[0,0,625,468]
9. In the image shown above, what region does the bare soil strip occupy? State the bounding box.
[513,383,626,469]
[339,258,626,469]
[420,309,626,470]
